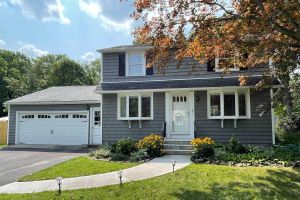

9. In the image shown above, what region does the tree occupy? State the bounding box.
[50,58,88,86]
[0,50,33,116]
[31,54,67,91]
[82,58,101,85]
[132,0,300,129]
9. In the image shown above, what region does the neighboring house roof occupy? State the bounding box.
[5,86,100,105]
[97,44,152,53]
[97,76,263,93]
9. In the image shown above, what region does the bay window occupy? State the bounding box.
[207,89,250,119]
[118,93,153,120]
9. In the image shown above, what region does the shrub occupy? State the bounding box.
[191,137,215,160]
[226,136,248,154]
[110,153,129,161]
[137,134,164,158]
[129,148,147,162]
[114,138,137,156]
[277,131,300,144]
[89,144,111,159]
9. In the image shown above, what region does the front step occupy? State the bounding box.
[164,140,193,155]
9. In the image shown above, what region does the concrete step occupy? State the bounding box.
[165,149,193,155]
[164,140,191,145]
[163,144,193,150]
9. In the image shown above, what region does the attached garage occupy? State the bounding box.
[5,86,102,146]
[17,112,89,145]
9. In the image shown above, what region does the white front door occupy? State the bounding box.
[166,92,194,140]
[91,108,102,145]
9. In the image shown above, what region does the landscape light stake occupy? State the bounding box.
[56,177,63,194]
[117,171,123,186]
[144,151,148,162]
[172,160,176,173]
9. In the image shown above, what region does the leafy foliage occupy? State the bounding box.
[191,137,215,160]
[0,50,101,117]
[226,136,248,154]
[137,134,164,158]
[114,138,137,156]
[89,145,112,159]
[129,148,147,162]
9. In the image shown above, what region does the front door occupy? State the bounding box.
[91,108,102,145]
[166,92,194,140]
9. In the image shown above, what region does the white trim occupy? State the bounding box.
[6,105,10,145]
[270,89,275,145]
[189,91,195,138]
[207,88,251,119]
[125,51,146,77]
[5,100,100,106]
[102,75,263,84]
[165,92,170,139]
[100,54,103,83]
[15,110,90,145]
[117,92,153,120]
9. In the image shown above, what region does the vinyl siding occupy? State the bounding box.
[102,52,268,82]
[102,92,165,143]
[195,90,272,144]
[8,104,100,145]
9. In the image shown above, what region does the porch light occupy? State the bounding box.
[117,171,123,186]
[172,160,176,173]
[56,177,63,194]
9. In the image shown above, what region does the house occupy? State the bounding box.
[5,44,275,148]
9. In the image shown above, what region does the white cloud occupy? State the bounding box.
[7,0,70,24]
[18,43,48,57]
[78,0,133,34]
[80,51,97,63]
[0,40,5,48]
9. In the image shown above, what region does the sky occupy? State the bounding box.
[0,0,136,62]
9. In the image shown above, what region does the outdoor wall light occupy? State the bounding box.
[117,171,123,186]
[172,160,176,173]
[56,177,63,194]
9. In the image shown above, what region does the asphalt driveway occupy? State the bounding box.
[0,147,86,186]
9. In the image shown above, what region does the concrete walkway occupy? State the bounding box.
[0,155,191,194]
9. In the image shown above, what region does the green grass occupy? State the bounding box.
[2,164,300,200]
[0,145,6,149]
[18,156,138,182]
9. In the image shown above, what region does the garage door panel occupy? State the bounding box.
[18,112,89,145]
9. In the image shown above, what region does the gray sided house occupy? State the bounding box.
[5,44,275,148]
[98,45,275,146]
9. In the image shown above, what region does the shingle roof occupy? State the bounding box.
[97,76,263,92]
[97,44,152,53]
[5,86,100,105]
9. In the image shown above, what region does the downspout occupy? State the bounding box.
[270,88,276,145]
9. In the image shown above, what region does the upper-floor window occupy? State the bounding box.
[207,89,251,119]
[215,57,239,72]
[126,52,146,76]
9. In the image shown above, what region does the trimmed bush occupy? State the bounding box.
[226,136,248,154]
[114,138,137,156]
[110,153,129,161]
[129,148,147,162]
[191,137,215,160]
[89,144,111,159]
[137,134,164,158]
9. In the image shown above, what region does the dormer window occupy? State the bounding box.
[126,52,146,76]
[215,57,240,72]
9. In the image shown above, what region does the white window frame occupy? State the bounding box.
[207,89,251,119]
[215,57,240,72]
[117,92,153,120]
[125,51,146,76]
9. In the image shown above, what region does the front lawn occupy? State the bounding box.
[0,145,6,149]
[18,156,138,182]
[4,164,300,200]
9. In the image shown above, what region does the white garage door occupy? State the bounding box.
[17,112,89,145]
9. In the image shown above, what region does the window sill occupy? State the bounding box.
[207,116,250,119]
[118,117,153,120]
[125,74,146,77]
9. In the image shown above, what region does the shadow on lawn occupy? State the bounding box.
[172,168,300,200]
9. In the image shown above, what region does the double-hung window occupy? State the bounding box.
[126,52,146,76]
[118,93,153,120]
[207,89,250,119]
